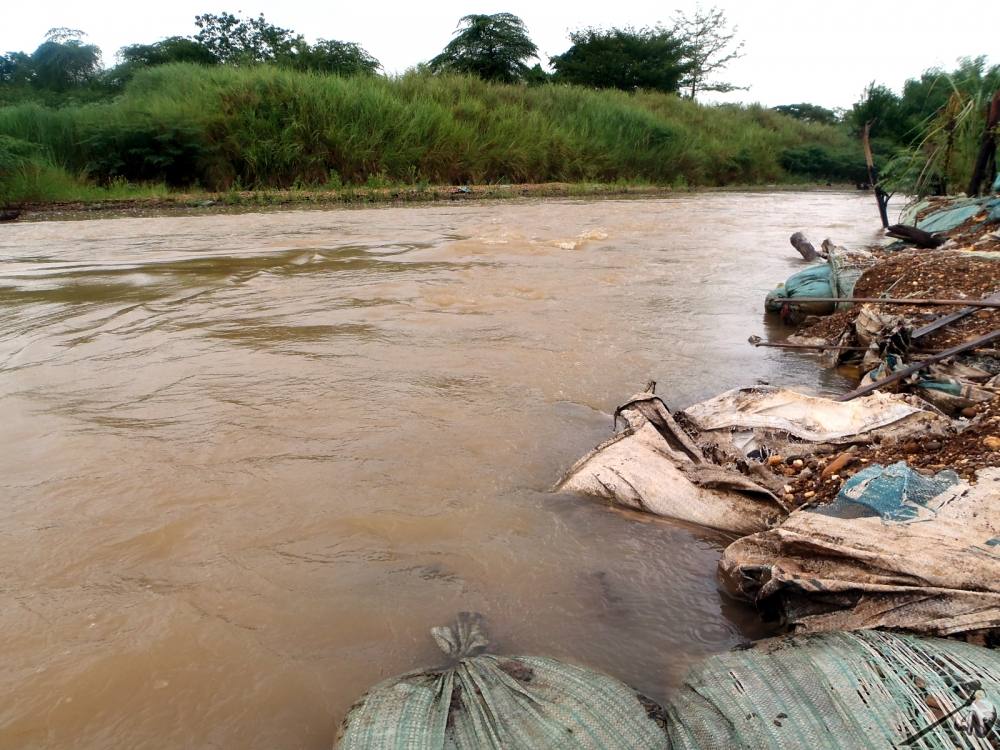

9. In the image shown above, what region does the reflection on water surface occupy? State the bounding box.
[0,193,881,748]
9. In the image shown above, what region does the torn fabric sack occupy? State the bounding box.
[718,466,1000,637]
[554,391,784,534]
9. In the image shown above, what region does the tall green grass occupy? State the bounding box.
[0,63,861,203]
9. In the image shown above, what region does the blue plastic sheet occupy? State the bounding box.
[917,200,983,232]
[816,461,960,523]
[989,197,1000,222]
[917,196,1000,232]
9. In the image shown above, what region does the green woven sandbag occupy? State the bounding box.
[764,263,834,314]
[336,613,668,749]
[666,630,1000,749]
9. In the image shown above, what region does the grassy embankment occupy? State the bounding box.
[0,64,862,206]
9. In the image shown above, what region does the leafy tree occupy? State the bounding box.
[30,29,102,90]
[671,5,744,99]
[848,82,908,140]
[0,52,33,85]
[524,63,550,87]
[107,37,218,88]
[285,39,380,75]
[870,58,1000,196]
[550,27,689,93]
[194,11,299,64]
[771,103,840,125]
[430,13,538,83]
[896,57,1000,143]
[118,37,218,68]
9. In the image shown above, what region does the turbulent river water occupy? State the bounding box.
[0,192,883,749]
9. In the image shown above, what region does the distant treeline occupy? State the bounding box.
[0,9,747,101]
[1,9,995,203]
[0,64,865,203]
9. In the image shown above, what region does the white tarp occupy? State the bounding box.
[682,386,937,443]
[555,393,785,535]
[719,466,1000,637]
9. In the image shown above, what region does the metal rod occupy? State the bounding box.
[748,337,869,351]
[912,291,1000,338]
[900,694,976,746]
[836,328,1000,401]
[748,336,956,354]
[780,297,1000,308]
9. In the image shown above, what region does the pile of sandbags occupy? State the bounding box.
[682,385,949,470]
[764,244,876,315]
[340,619,1000,749]
[555,386,948,533]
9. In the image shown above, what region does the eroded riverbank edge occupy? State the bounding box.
[556,192,999,641]
[8,182,852,222]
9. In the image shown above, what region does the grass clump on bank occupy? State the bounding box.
[0,64,862,205]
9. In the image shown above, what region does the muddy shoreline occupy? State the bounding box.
[765,196,1000,502]
[7,181,851,222]
[558,191,999,643]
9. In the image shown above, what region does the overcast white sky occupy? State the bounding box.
[2,1,997,109]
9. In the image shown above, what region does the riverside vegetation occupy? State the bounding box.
[0,9,995,208]
[0,64,863,206]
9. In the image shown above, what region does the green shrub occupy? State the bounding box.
[0,63,860,197]
[81,118,206,186]
[779,145,867,183]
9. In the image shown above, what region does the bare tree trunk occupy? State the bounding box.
[966,88,1000,196]
[863,122,891,228]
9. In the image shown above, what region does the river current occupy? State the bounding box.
[0,192,882,748]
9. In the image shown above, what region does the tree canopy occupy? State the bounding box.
[29,29,102,91]
[550,27,689,93]
[771,103,841,125]
[848,83,909,141]
[851,57,1000,196]
[0,52,32,86]
[671,5,744,99]
[118,37,219,69]
[194,11,299,65]
[430,13,538,83]
[284,39,380,76]
[192,11,380,74]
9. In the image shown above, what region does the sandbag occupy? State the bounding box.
[681,386,949,466]
[764,245,876,314]
[764,263,834,314]
[554,392,784,534]
[666,629,1000,749]
[718,465,1000,637]
[336,613,668,749]
[826,244,877,305]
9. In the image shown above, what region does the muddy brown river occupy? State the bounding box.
[0,192,883,749]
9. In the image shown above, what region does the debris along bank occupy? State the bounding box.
[337,195,1000,749]
[556,192,1000,644]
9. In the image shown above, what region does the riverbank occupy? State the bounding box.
[1,65,863,207]
[7,181,854,221]
[558,191,999,641]
[761,195,1000,505]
